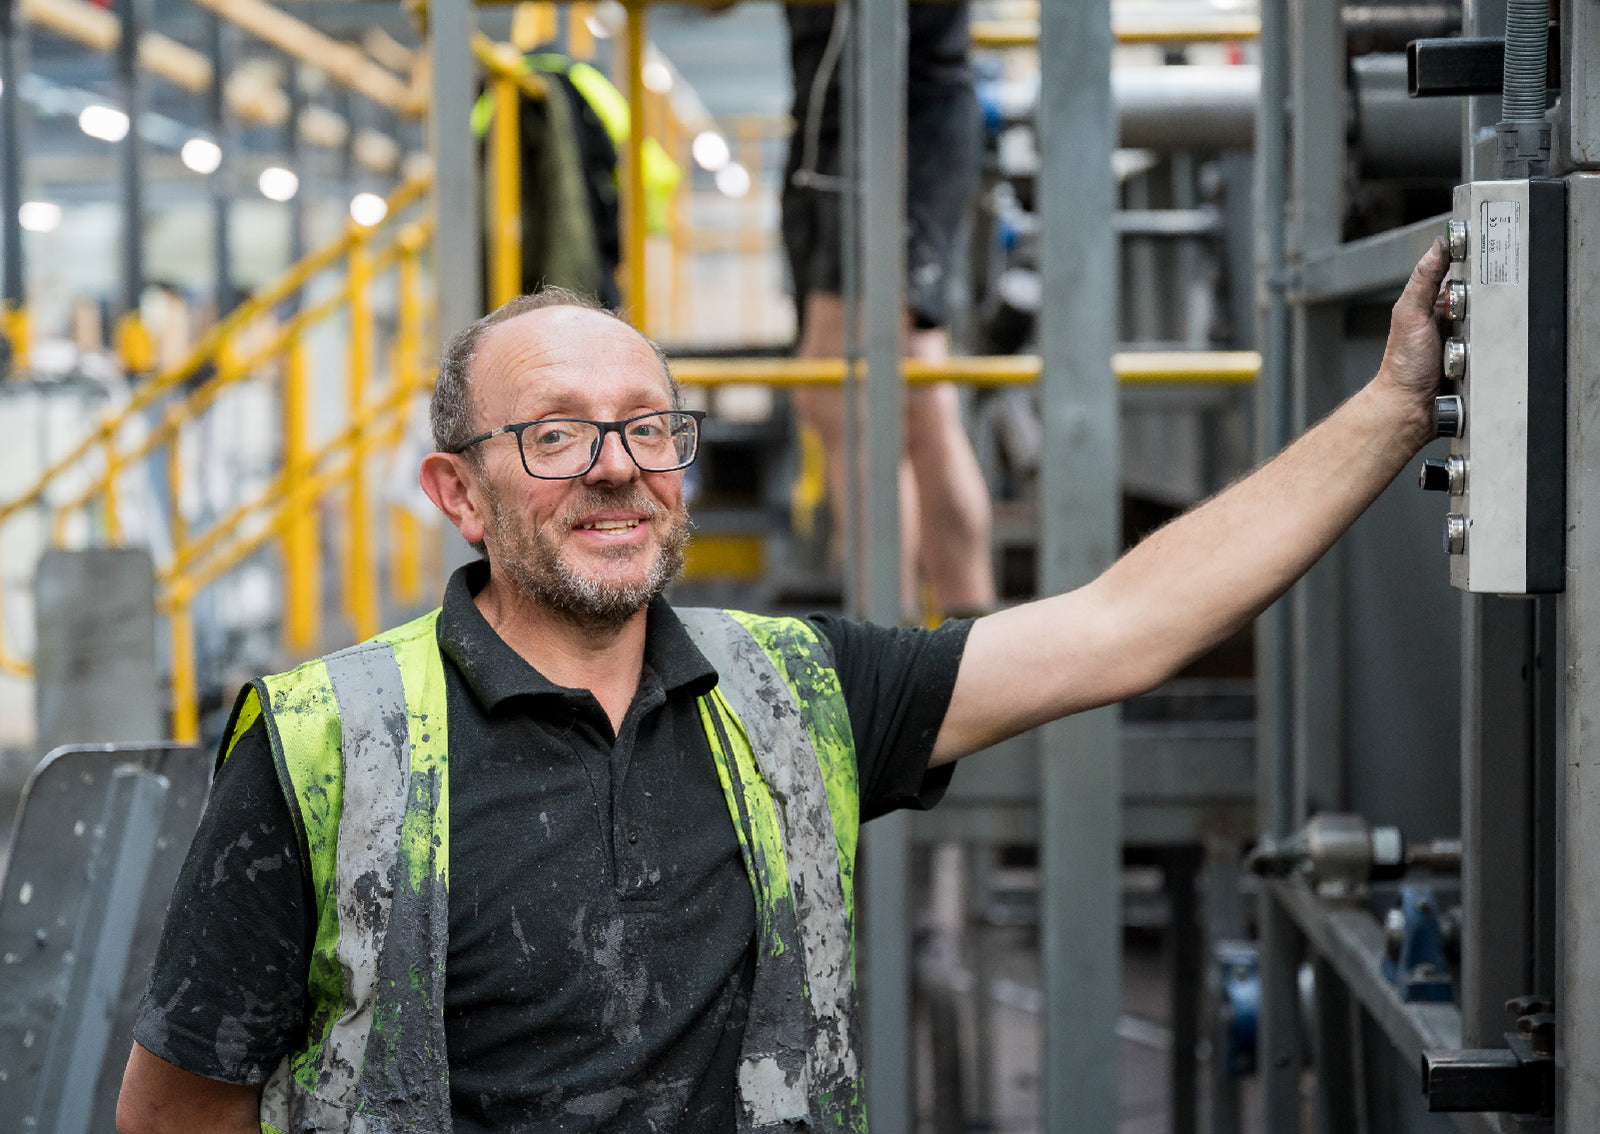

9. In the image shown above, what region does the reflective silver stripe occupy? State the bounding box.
[324,643,413,1115]
[680,609,859,1122]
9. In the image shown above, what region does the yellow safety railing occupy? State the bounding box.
[669,350,1262,388]
[0,173,437,742]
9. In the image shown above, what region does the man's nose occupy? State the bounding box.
[584,427,638,484]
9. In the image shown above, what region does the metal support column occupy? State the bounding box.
[0,0,24,338]
[1558,170,1600,1134]
[206,14,235,316]
[113,0,144,323]
[1037,2,1120,1130]
[1287,0,1347,820]
[1253,2,1305,1128]
[429,0,481,339]
[857,0,909,1127]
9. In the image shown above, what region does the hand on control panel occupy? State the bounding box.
[1376,238,1453,443]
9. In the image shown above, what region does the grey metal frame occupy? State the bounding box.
[1258,0,1600,1130]
[1035,2,1122,1130]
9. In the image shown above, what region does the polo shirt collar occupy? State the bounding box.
[437,561,719,712]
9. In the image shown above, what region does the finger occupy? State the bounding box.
[1398,237,1450,317]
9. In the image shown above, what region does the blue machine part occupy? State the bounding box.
[1216,941,1259,1076]
[1381,885,1454,1003]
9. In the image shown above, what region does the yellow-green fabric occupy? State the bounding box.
[222,606,866,1134]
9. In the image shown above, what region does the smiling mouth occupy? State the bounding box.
[577,519,642,533]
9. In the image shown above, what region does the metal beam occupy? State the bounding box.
[114,0,143,321]
[1,0,23,319]
[856,0,910,1130]
[1558,170,1600,1134]
[427,0,480,342]
[1036,0,1121,1130]
[1291,213,1451,303]
[1269,881,1462,1072]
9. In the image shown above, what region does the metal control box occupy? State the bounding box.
[1432,179,1566,594]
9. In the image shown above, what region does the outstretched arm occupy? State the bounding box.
[931,240,1451,765]
[117,1043,261,1134]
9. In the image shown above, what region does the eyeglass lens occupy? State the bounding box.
[520,413,699,478]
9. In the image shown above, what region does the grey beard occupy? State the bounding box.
[486,484,689,633]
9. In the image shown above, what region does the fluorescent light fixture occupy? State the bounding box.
[692,131,730,172]
[642,60,673,94]
[79,104,129,142]
[181,138,222,174]
[258,166,299,202]
[349,191,387,227]
[18,201,61,233]
[714,161,751,199]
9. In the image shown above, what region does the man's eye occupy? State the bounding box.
[533,426,577,447]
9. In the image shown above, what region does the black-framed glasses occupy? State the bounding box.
[449,410,707,480]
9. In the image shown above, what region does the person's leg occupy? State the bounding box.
[794,292,922,609]
[904,331,996,613]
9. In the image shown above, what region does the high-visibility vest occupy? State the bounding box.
[223,606,867,1134]
[471,52,682,236]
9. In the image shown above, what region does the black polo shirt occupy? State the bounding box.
[134,563,970,1132]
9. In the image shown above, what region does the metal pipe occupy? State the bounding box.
[1,0,24,337]
[114,0,144,331]
[1037,0,1122,1129]
[206,13,235,317]
[429,0,481,339]
[1351,53,1462,178]
[1496,0,1551,175]
[857,0,909,1127]
[1253,0,1301,1128]
[1501,0,1549,121]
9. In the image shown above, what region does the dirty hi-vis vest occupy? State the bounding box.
[219,606,867,1134]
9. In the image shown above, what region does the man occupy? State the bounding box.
[781,1,995,614]
[118,241,1452,1132]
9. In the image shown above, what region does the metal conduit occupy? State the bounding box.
[1501,0,1550,121]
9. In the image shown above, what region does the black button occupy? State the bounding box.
[627,826,639,845]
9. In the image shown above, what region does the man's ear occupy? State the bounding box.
[420,452,488,547]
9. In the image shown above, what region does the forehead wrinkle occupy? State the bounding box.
[473,307,671,423]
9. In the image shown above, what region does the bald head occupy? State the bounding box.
[430,288,677,456]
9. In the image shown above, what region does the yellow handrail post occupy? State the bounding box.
[346,235,379,642]
[167,579,199,743]
[622,0,648,328]
[490,63,523,308]
[569,2,595,60]
[164,405,188,550]
[390,243,425,606]
[282,335,320,651]
[100,421,123,544]
[1,302,30,370]
[669,116,687,340]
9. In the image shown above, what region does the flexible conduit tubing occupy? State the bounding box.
[1501,0,1549,121]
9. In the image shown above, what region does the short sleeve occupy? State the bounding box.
[131,717,313,1085]
[806,614,973,821]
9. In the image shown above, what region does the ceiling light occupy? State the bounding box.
[181,138,222,174]
[349,192,387,227]
[258,166,299,202]
[692,131,730,172]
[78,104,129,142]
[18,201,61,233]
[642,60,673,94]
[714,161,751,199]
[585,15,610,38]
